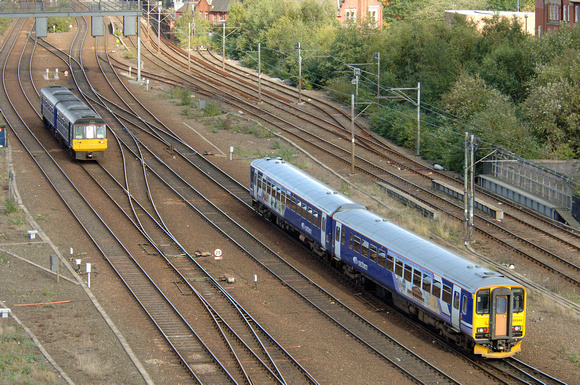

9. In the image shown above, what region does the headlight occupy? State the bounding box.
[477,327,488,333]
[512,326,521,332]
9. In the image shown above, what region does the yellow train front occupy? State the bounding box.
[40,86,107,160]
[472,285,526,358]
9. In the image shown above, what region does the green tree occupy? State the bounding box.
[521,49,580,158]
[174,13,212,49]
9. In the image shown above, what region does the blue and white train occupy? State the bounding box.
[250,157,525,358]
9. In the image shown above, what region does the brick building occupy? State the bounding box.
[535,0,580,35]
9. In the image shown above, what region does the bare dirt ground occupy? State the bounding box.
[1,26,579,385]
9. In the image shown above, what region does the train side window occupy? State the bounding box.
[281,191,287,206]
[353,236,361,254]
[404,264,412,282]
[302,206,308,219]
[335,226,340,242]
[349,234,353,249]
[432,281,441,299]
[254,173,258,189]
[266,181,272,196]
[277,189,282,203]
[386,255,394,272]
[368,244,376,262]
[462,295,468,314]
[442,285,452,305]
[476,289,490,314]
[307,208,313,222]
[291,197,296,212]
[453,291,460,310]
[361,240,369,258]
[512,287,525,313]
[322,216,326,230]
[377,249,385,267]
[261,177,266,191]
[313,213,319,227]
[422,274,431,292]
[413,269,421,287]
[395,260,403,276]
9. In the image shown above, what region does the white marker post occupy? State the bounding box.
[86,263,91,288]
[230,146,234,160]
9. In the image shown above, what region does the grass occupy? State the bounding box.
[4,198,18,214]
[0,325,58,384]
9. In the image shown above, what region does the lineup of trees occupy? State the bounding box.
[180,0,577,172]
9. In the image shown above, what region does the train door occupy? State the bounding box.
[451,286,462,331]
[320,213,327,248]
[491,287,512,339]
[333,222,342,260]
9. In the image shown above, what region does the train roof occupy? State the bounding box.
[333,208,518,291]
[41,86,104,123]
[251,157,366,215]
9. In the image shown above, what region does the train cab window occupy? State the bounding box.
[432,281,441,299]
[386,255,394,272]
[368,244,376,262]
[74,126,84,139]
[422,274,431,292]
[378,249,385,267]
[413,269,421,287]
[361,240,369,258]
[476,289,490,314]
[453,291,460,310]
[404,265,412,282]
[313,213,319,227]
[512,287,525,312]
[395,260,403,276]
[462,295,468,314]
[353,236,361,254]
[442,285,452,305]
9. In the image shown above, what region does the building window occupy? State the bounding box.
[576,6,579,23]
[345,8,356,21]
[548,4,559,24]
[563,5,568,22]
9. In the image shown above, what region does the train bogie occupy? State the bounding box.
[40,86,107,160]
[250,156,526,358]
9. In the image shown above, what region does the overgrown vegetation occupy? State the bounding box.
[213,0,577,177]
[47,17,73,33]
[0,325,58,384]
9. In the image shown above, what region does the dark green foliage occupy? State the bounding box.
[47,17,72,33]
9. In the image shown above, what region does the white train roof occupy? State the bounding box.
[251,157,366,215]
[333,208,514,290]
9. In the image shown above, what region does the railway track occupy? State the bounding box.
[6,17,319,384]
[0,15,575,384]
[127,21,580,297]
